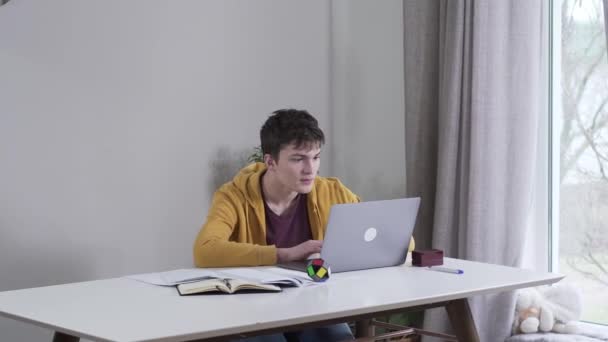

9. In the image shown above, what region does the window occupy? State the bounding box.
[552,0,608,325]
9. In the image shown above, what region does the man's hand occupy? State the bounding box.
[276,240,322,263]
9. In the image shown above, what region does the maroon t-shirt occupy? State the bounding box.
[264,194,312,248]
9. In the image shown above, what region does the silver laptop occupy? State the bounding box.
[280,197,420,273]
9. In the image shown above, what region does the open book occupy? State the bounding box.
[125,266,312,291]
[176,278,282,295]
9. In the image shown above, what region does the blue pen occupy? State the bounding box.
[428,266,464,274]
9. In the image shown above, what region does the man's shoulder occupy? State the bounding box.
[314,176,346,190]
[213,162,263,203]
[214,180,247,203]
[313,176,360,203]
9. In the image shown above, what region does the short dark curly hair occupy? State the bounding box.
[260,109,325,160]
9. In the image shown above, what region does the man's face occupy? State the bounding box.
[266,142,321,194]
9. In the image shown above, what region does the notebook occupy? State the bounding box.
[176,278,281,295]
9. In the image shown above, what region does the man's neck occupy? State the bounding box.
[261,172,299,209]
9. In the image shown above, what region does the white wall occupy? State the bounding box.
[330,0,406,201]
[0,1,405,341]
[0,1,330,340]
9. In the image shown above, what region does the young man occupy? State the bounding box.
[193,109,413,342]
[194,109,362,268]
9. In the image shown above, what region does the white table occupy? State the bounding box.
[0,258,562,342]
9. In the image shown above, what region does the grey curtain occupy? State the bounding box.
[404,1,546,341]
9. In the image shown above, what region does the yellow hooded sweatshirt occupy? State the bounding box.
[193,162,414,268]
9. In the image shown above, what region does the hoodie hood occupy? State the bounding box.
[232,162,320,211]
[232,162,267,210]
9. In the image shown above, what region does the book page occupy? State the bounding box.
[217,267,310,287]
[228,279,281,292]
[263,267,313,285]
[160,269,222,285]
[177,279,229,295]
[126,268,222,286]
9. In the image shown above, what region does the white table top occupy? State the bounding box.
[0,258,562,342]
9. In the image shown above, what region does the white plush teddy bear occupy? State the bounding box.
[512,283,583,335]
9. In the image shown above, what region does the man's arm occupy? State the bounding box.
[194,190,329,267]
[276,240,322,263]
[193,191,276,268]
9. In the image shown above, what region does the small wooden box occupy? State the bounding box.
[412,249,443,267]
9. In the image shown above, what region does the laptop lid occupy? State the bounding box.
[320,197,420,273]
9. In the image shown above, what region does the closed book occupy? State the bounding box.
[176,278,282,295]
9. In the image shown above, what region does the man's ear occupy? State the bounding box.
[264,154,276,170]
